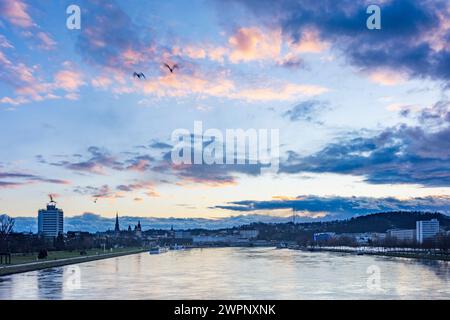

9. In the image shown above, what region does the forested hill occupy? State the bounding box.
[298,211,450,233]
[242,212,450,236]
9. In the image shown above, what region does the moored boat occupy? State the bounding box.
[169,244,185,250]
[149,246,169,254]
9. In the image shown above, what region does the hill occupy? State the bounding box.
[245,211,450,240]
[310,211,450,233]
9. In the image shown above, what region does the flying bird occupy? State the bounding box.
[133,72,146,79]
[164,63,178,73]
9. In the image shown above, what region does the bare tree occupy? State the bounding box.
[0,214,15,250]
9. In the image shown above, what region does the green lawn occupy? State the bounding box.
[6,247,143,265]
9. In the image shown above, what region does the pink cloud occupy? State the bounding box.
[177,175,237,188]
[145,190,160,197]
[54,70,85,92]
[173,44,228,63]
[1,0,34,28]
[1,51,86,106]
[174,27,326,67]
[126,159,151,172]
[0,181,25,189]
[36,32,56,50]
[232,83,329,101]
[117,181,160,198]
[207,46,228,62]
[91,75,113,89]
[228,27,281,63]
[141,72,234,98]
[120,48,146,67]
[368,69,408,86]
[134,67,327,101]
[0,96,29,105]
[288,29,329,54]
[0,35,14,49]
[421,9,450,52]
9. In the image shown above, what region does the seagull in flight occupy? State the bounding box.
[164,63,178,73]
[133,72,146,79]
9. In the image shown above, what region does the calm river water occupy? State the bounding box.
[0,247,449,299]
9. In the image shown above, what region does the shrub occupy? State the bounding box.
[37,249,48,259]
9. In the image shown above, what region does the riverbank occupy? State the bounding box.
[0,248,146,276]
[297,246,450,261]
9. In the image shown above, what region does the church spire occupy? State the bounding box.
[114,212,120,232]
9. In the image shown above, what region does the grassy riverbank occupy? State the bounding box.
[0,247,146,276]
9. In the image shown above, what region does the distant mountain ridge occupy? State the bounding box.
[11,212,295,233]
[291,211,450,233]
[9,211,450,234]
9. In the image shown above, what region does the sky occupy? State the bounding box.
[0,0,450,220]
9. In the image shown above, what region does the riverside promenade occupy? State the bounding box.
[0,248,146,276]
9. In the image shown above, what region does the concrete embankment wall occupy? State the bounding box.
[0,249,146,277]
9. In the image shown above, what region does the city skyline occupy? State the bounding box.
[1,0,450,220]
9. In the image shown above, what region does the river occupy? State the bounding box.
[0,247,449,299]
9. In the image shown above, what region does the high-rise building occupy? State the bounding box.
[416,219,440,244]
[38,197,63,237]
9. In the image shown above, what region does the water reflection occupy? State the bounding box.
[37,268,64,300]
[0,247,448,299]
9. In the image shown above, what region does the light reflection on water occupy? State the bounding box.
[0,247,449,299]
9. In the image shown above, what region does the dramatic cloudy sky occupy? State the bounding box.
[1,0,450,220]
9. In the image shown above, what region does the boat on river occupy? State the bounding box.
[169,244,185,250]
[149,246,169,254]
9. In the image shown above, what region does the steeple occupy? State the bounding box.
[114,212,120,232]
[135,220,142,238]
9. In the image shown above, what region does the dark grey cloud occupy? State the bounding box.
[38,99,449,188]
[283,100,329,122]
[45,145,163,175]
[73,184,116,199]
[215,195,450,218]
[173,163,262,186]
[418,100,450,126]
[49,146,123,174]
[124,154,154,171]
[0,171,69,188]
[281,125,450,186]
[280,101,450,186]
[156,135,267,185]
[43,135,268,185]
[154,151,262,186]
[149,142,173,149]
[226,0,450,85]
[0,173,36,179]
[278,56,304,69]
[76,0,157,71]
[0,181,22,188]
[74,181,155,199]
